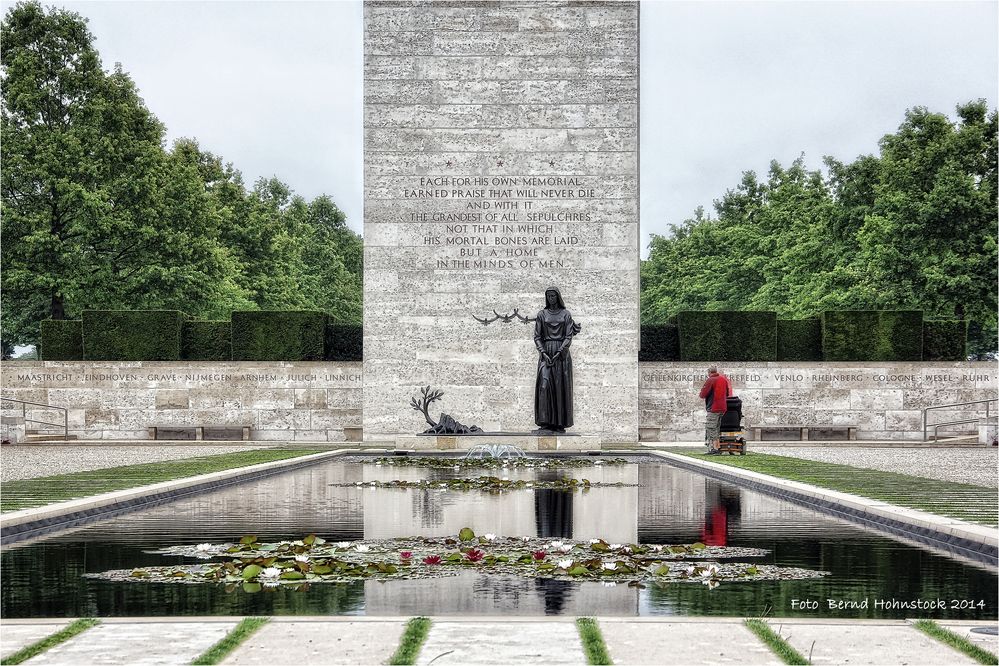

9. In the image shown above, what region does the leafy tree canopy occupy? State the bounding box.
[1,1,362,349]
[642,101,998,358]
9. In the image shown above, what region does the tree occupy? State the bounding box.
[642,102,998,357]
[1,2,238,345]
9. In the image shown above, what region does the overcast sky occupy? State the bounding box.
[6,0,997,259]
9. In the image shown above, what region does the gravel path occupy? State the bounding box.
[754,446,999,488]
[0,445,266,482]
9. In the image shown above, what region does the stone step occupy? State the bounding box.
[416,621,586,665]
[225,620,407,664]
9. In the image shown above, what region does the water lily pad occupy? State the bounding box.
[242,564,262,580]
[458,527,475,542]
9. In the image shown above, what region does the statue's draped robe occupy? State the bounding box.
[534,307,579,430]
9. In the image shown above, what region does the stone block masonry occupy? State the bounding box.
[3,361,992,442]
[363,1,642,443]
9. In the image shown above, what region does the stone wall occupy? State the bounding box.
[362,0,641,443]
[0,361,362,442]
[640,362,998,441]
[2,361,993,442]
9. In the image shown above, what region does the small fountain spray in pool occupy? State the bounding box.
[463,443,528,460]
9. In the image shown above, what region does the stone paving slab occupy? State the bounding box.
[416,621,586,665]
[0,445,266,482]
[26,621,237,665]
[777,622,978,665]
[599,620,781,665]
[0,621,70,659]
[938,621,999,657]
[223,620,406,665]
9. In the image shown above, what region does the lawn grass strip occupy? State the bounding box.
[576,617,613,665]
[0,618,99,665]
[1,449,326,512]
[912,619,999,665]
[669,450,998,526]
[388,617,432,665]
[743,619,808,665]
[190,617,269,665]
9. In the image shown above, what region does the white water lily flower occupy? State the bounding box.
[602,562,617,571]
[483,534,497,541]
[355,544,371,553]
[703,579,719,590]
[557,545,573,554]
[195,543,213,552]
[263,581,279,588]
[522,536,532,542]
[609,544,622,550]
[260,567,281,578]
[557,559,574,569]
[700,564,719,578]
[589,538,601,544]
[335,541,352,548]
[594,460,604,465]
[651,545,664,552]
[601,581,618,587]
[294,555,310,563]
[549,540,565,550]
[683,565,696,576]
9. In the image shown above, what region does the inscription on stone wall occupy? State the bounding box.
[403,175,592,271]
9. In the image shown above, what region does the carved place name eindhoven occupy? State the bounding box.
[404,174,593,271]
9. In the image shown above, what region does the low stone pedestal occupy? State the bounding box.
[394,433,602,452]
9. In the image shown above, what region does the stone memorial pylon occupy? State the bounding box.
[363,0,640,449]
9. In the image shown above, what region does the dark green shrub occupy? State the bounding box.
[821,310,923,361]
[922,320,967,361]
[639,324,679,361]
[777,319,822,361]
[39,320,83,360]
[82,310,185,360]
[231,311,326,361]
[182,320,232,361]
[677,311,777,361]
[325,323,363,361]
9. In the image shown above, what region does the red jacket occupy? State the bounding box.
[699,374,731,413]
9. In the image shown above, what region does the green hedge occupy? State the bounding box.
[922,320,967,361]
[639,324,680,361]
[231,310,326,361]
[777,319,822,361]
[821,310,922,361]
[39,320,83,360]
[677,311,777,361]
[82,310,185,360]
[182,320,232,361]
[325,323,363,361]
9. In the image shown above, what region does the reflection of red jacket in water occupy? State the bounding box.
[701,506,728,546]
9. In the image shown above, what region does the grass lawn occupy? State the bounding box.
[0,449,327,512]
[665,449,998,526]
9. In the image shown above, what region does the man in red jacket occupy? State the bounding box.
[699,365,731,455]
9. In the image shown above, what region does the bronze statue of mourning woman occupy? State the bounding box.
[534,287,581,433]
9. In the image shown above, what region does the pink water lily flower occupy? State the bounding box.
[422,555,442,565]
[465,549,485,563]
[400,551,413,560]
[532,550,547,561]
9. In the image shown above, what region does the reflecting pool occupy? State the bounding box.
[2,456,995,619]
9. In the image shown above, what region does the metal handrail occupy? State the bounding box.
[923,399,996,441]
[0,397,68,440]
